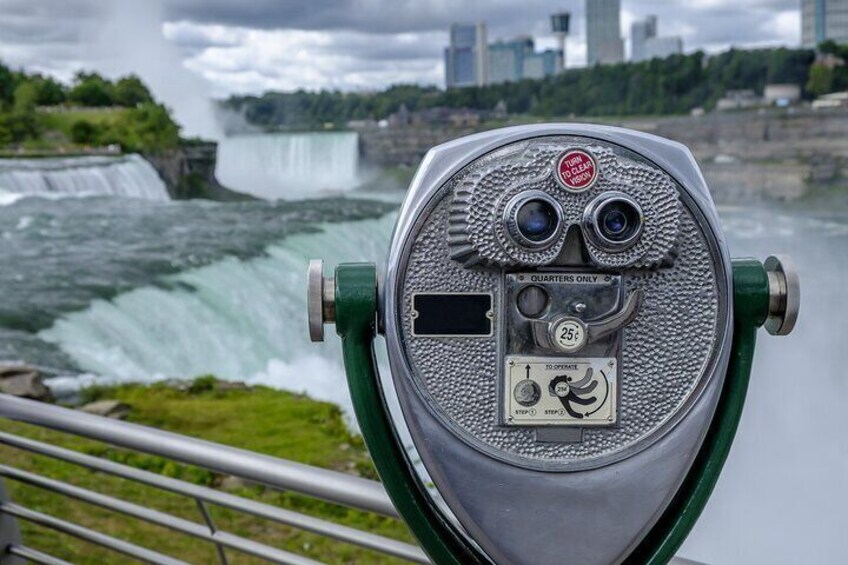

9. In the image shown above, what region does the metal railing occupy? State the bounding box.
[0,393,429,565]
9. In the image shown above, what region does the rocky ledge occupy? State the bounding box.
[144,140,252,201]
[0,365,53,402]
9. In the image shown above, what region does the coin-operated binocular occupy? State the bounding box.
[308,125,799,565]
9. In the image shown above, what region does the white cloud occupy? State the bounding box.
[165,22,445,95]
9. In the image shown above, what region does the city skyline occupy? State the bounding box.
[0,0,811,98]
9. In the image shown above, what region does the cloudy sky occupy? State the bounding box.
[0,0,801,134]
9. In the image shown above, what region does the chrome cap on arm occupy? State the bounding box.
[764,254,800,336]
[307,259,335,342]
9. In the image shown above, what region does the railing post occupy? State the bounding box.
[0,478,23,565]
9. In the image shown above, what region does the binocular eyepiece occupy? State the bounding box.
[505,188,645,254]
[308,124,799,565]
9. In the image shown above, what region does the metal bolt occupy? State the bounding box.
[764,255,800,336]
[307,259,336,342]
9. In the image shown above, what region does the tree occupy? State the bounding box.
[8,81,39,141]
[33,76,67,105]
[68,71,113,107]
[112,75,152,107]
[807,64,834,96]
[109,102,180,152]
[70,120,98,144]
[0,61,15,105]
[13,81,37,114]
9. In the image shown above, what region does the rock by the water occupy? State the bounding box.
[80,399,131,420]
[0,365,53,402]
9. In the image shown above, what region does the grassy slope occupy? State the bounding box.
[0,109,127,155]
[37,109,125,139]
[0,380,414,564]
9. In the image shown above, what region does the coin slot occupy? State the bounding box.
[516,285,550,318]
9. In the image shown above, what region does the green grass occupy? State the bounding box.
[0,378,415,564]
[37,108,126,140]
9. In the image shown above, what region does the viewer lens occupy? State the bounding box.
[584,193,644,251]
[504,191,563,249]
[517,199,557,242]
[602,209,629,237]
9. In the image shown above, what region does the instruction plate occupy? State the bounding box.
[504,356,617,426]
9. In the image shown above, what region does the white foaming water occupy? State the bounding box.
[215,132,360,200]
[42,213,395,419]
[0,154,169,201]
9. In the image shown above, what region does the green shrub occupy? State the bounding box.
[70,119,98,144]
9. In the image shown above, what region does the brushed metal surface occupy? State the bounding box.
[382,124,734,565]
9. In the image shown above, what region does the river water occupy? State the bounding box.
[0,133,844,563]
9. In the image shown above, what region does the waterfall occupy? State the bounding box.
[0,154,169,201]
[215,132,360,200]
[40,213,396,417]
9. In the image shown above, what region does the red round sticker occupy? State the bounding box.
[556,149,598,191]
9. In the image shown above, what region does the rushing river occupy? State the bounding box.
[0,133,845,563]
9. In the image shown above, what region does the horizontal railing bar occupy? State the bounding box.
[0,465,322,565]
[0,393,396,517]
[0,431,428,563]
[0,502,188,565]
[7,545,73,565]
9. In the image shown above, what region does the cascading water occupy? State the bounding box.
[41,213,396,417]
[215,132,360,200]
[0,154,170,201]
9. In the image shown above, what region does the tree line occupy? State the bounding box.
[224,46,821,130]
[0,64,179,151]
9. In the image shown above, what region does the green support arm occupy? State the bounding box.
[333,259,772,565]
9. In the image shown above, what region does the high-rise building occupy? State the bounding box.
[523,50,561,80]
[631,15,658,62]
[550,12,571,72]
[586,0,624,65]
[445,22,488,88]
[631,15,682,62]
[802,0,848,47]
[642,36,683,60]
[488,37,534,84]
[486,37,560,84]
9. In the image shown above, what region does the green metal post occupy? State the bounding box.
[334,259,771,565]
[334,264,486,564]
[626,258,770,564]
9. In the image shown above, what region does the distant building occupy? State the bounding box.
[550,12,571,72]
[523,50,560,80]
[488,37,533,84]
[716,89,762,111]
[487,37,560,83]
[802,0,848,47]
[446,20,563,88]
[764,84,802,106]
[445,22,488,88]
[631,15,682,62]
[643,36,683,60]
[812,90,848,109]
[631,16,657,62]
[586,0,624,65]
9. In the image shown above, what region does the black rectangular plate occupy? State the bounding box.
[412,293,492,337]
